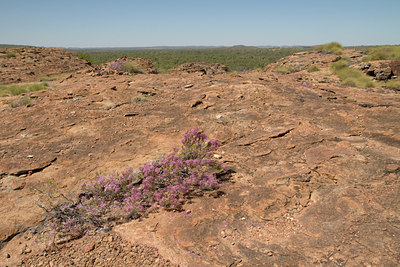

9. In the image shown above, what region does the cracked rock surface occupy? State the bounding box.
[0,49,399,266]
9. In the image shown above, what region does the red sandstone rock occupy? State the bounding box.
[0,48,399,266]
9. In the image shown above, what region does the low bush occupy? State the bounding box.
[315,42,343,55]
[362,45,400,61]
[31,128,225,241]
[0,82,48,97]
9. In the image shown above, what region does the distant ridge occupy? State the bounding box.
[1,44,315,50]
[0,44,33,48]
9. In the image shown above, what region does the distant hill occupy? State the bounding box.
[0,44,33,48]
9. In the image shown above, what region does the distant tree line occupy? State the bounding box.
[70,46,313,72]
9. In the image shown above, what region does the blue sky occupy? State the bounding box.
[1,0,399,47]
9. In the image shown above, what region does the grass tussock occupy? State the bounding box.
[9,96,32,108]
[307,65,320,72]
[123,62,144,74]
[315,42,343,55]
[0,51,19,58]
[331,59,375,88]
[0,82,49,97]
[382,80,400,90]
[362,45,400,61]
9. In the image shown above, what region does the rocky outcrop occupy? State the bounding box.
[263,50,364,72]
[171,62,228,74]
[0,47,90,84]
[354,60,395,80]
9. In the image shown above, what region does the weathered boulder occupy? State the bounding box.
[365,61,393,80]
[353,60,399,81]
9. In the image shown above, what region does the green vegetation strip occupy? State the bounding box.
[0,82,48,97]
[71,46,312,72]
[362,45,400,61]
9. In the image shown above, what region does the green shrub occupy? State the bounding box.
[123,61,144,74]
[307,65,320,72]
[330,59,375,88]
[272,66,293,73]
[76,52,93,64]
[315,42,343,55]
[0,82,49,97]
[362,45,400,61]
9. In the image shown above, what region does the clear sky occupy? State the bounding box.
[1,0,399,48]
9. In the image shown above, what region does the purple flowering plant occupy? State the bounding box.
[109,58,143,74]
[31,128,225,240]
[109,58,127,72]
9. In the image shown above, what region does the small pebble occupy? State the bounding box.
[221,231,227,238]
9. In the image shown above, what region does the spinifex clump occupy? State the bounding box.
[33,128,225,239]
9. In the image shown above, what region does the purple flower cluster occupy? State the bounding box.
[83,128,224,217]
[36,129,224,237]
[109,58,128,72]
